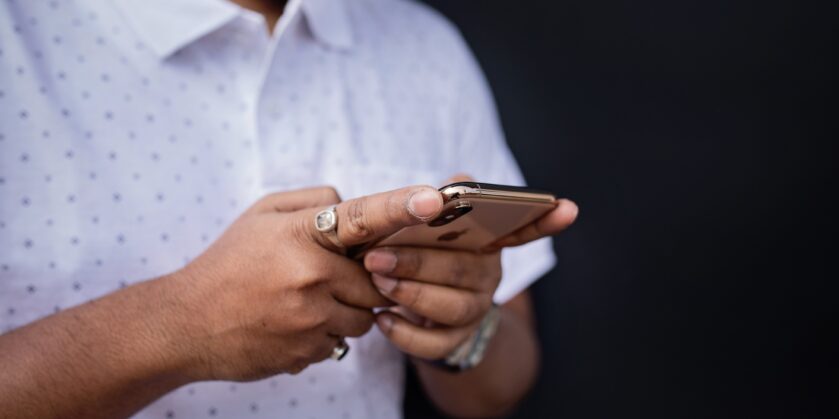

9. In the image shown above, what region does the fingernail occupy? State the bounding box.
[366,249,397,274]
[377,314,394,333]
[408,188,442,220]
[568,200,580,221]
[372,274,398,295]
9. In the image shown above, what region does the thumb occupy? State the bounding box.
[303,185,444,252]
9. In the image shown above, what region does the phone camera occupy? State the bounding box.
[429,200,472,227]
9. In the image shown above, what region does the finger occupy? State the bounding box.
[484,198,579,250]
[322,249,392,308]
[324,302,376,338]
[247,186,341,214]
[371,274,490,326]
[284,334,341,374]
[364,247,497,292]
[376,311,475,360]
[308,334,344,365]
[389,306,432,327]
[306,185,444,251]
[444,173,474,183]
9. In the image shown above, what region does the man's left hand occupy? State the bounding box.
[363,197,579,360]
[365,246,502,359]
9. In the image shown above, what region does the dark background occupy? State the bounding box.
[407,1,837,418]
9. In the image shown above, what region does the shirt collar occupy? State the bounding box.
[302,0,354,51]
[113,0,354,59]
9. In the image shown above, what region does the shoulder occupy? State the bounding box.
[351,0,462,37]
[347,0,477,72]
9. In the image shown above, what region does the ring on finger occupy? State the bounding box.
[314,205,346,253]
[330,337,350,361]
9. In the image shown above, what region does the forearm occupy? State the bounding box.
[0,275,196,419]
[414,296,540,418]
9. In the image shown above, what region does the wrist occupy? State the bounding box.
[420,304,502,372]
[140,271,212,382]
[104,272,206,385]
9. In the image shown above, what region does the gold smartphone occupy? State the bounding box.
[350,182,557,257]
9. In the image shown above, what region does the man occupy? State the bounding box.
[0,0,578,417]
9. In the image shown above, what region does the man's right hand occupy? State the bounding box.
[0,184,443,418]
[165,185,444,381]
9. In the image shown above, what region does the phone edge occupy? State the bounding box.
[440,182,557,206]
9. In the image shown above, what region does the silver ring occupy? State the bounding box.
[314,205,345,252]
[330,338,350,361]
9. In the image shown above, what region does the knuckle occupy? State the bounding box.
[306,305,331,330]
[448,259,469,287]
[319,186,340,203]
[302,261,331,285]
[262,191,288,213]
[289,213,315,246]
[385,191,408,223]
[283,292,307,314]
[399,250,423,277]
[398,281,422,309]
[344,199,374,241]
[449,299,476,325]
[294,272,326,293]
[400,327,419,355]
[450,294,492,326]
[347,311,375,337]
[285,293,328,330]
[309,315,329,331]
[282,300,309,329]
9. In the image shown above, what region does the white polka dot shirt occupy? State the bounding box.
[0,0,556,417]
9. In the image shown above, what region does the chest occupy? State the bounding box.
[0,17,451,325]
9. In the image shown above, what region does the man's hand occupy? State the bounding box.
[169,185,445,381]
[364,246,503,359]
[363,183,579,360]
[361,176,578,418]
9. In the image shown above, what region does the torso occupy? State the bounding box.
[0,0,470,417]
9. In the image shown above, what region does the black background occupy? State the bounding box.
[407,1,837,418]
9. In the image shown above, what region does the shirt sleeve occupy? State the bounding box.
[445,32,556,304]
